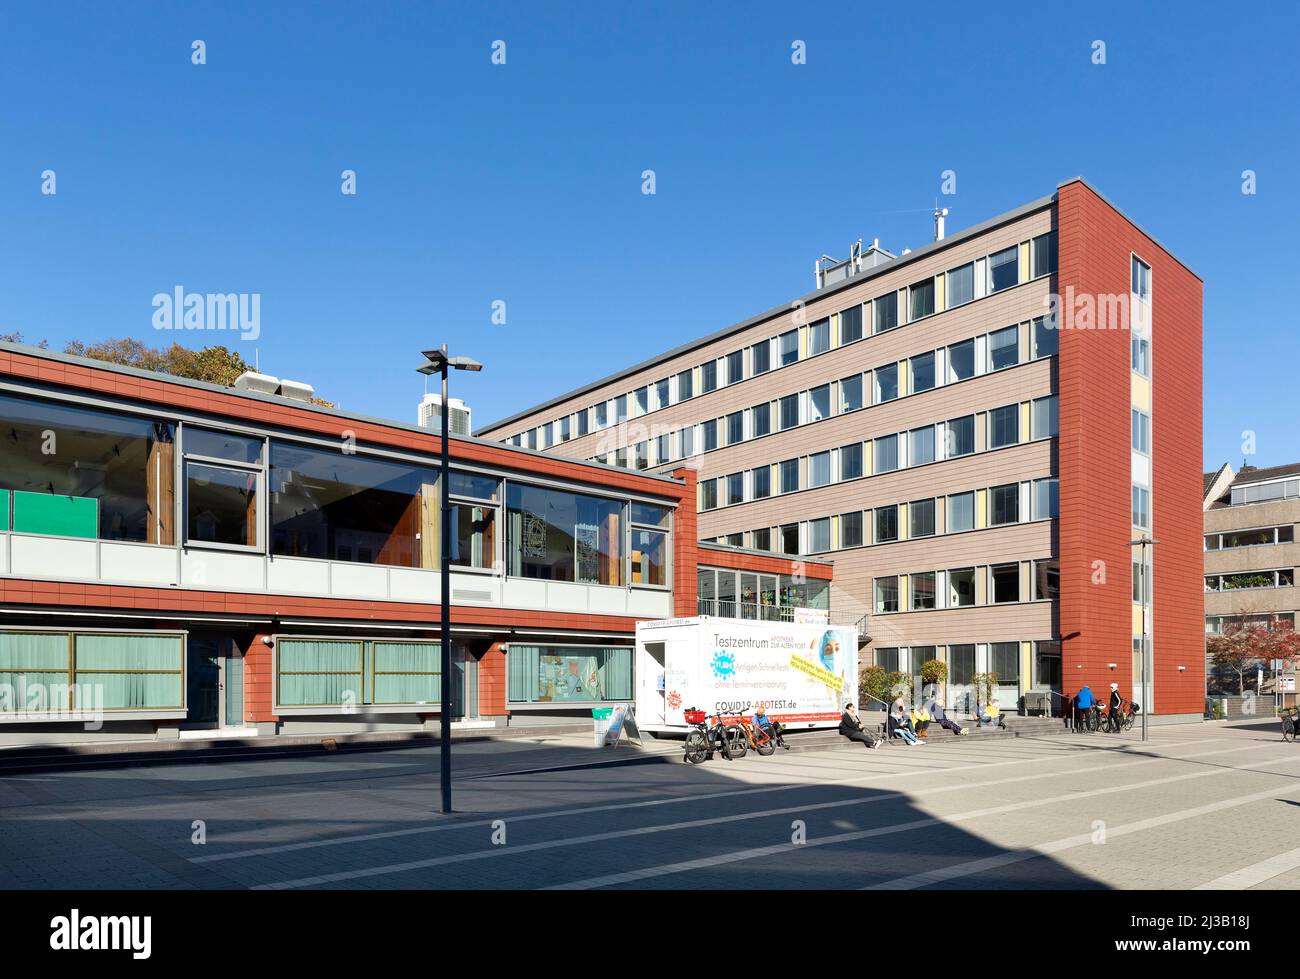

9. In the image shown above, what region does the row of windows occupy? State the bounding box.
[699,397,1058,511]
[873,641,1053,694]
[505,231,1058,453]
[588,317,1058,471]
[1204,569,1296,592]
[1205,612,1296,635]
[874,559,1058,614]
[0,392,674,588]
[1204,524,1296,550]
[707,478,1059,556]
[1228,478,1300,507]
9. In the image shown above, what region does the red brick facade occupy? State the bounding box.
[1056,179,1204,715]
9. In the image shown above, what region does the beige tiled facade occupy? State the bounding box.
[480,197,1063,707]
[1204,471,1300,629]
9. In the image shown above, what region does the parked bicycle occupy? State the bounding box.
[724,708,777,757]
[1282,707,1299,743]
[682,708,746,763]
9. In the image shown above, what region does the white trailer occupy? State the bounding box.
[634,616,858,733]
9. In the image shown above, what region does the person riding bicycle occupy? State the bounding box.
[1074,684,1095,731]
[753,705,789,750]
[1108,683,1123,733]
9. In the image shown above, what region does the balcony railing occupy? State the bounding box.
[697,598,811,622]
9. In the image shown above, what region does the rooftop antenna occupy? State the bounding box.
[933,199,950,241]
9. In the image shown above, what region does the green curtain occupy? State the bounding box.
[508,644,541,702]
[0,632,69,670]
[598,647,633,700]
[371,642,440,705]
[277,640,364,706]
[75,634,183,671]
[77,672,182,710]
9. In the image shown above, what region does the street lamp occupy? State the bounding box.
[418,344,482,814]
[1130,536,1160,743]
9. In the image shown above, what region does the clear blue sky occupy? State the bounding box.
[0,1,1294,471]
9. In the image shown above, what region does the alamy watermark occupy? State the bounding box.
[152,286,261,341]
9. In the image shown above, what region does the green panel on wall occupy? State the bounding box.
[12,491,98,538]
[0,489,8,531]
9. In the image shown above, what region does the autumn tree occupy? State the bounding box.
[61,337,334,406]
[1208,615,1300,694]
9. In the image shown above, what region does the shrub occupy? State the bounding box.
[860,666,909,709]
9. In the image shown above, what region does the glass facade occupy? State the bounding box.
[507,645,632,704]
[507,484,624,585]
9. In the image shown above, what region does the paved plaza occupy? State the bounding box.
[2,722,1298,890]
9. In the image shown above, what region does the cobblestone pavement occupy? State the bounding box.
[3,722,1298,889]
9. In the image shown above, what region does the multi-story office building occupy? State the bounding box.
[0,340,824,745]
[479,179,1206,720]
[1203,462,1300,641]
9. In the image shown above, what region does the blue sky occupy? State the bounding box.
[0,0,1295,470]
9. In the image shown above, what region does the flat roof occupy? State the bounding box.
[0,339,685,488]
[477,177,1201,435]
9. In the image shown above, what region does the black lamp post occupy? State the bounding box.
[418,344,482,814]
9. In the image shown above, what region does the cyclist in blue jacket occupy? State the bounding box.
[753,705,789,750]
[1075,684,1095,730]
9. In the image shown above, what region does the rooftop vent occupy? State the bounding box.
[233,371,316,402]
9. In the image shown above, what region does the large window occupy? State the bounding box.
[1131,334,1150,376]
[946,415,975,458]
[840,304,864,344]
[1033,478,1059,520]
[630,502,670,587]
[990,564,1020,603]
[1034,560,1060,600]
[702,419,719,452]
[988,246,1019,293]
[948,339,975,381]
[752,341,771,376]
[989,404,1020,448]
[875,505,899,543]
[874,363,899,403]
[725,350,744,386]
[808,451,831,488]
[841,374,864,412]
[909,279,935,321]
[1131,409,1150,454]
[840,510,864,548]
[507,484,624,585]
[448,472,500,570]
[947,263,975,307]
[751,402,771,438]
[1131,255,1152,302]
[989,325,1019,370]
[874,434,899,473]
[990,642,1020,692]
[808,384,831,422]
[911,571,936,610]
[700,361,718,394]
[909,426,935,466]
[752,466,771,500]
[909,498,936,538]
[910,351,936,393]
[840,442,864,480]
[270,442,430,567]
[1032,231,1057,278]
[0,393,176,544]
[807,517,831,553]
[508,646,632,704]
[677,369,694,402]
[947,491,975,532]
[726,411,744,446]
[1132,484,1150,529]
[780,458,799,494]
[277,637,441,708]
[989,483,1020,526]
[725,472,743,505]
[0,630,184,714]
[874,576,899,613]
[779,329,799,367]
[1033,315,1058,358]
[809,318,830,356]
[873,294,899,334]
[949,568,976,607]
[186,429,266,550]
[780,394,799,430]
[1032,396,1059,440]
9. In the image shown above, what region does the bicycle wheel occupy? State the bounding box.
[1122,711,1135,732]
[683,730,710,764]
[752,729,776,756]
[1283,719,1295,743]
[727,727,748,759]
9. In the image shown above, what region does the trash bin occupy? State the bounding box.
[592,707,613,747]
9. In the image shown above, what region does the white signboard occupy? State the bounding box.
[637,617,857,731]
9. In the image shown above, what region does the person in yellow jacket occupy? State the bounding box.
[910,703,932,739]
[978,698,1006,729]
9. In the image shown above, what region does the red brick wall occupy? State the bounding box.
[242,632,275,724]
[700,548,834,580]
[479,641,507,717]
[1056,179,1204,715]
[670,467,700,618]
